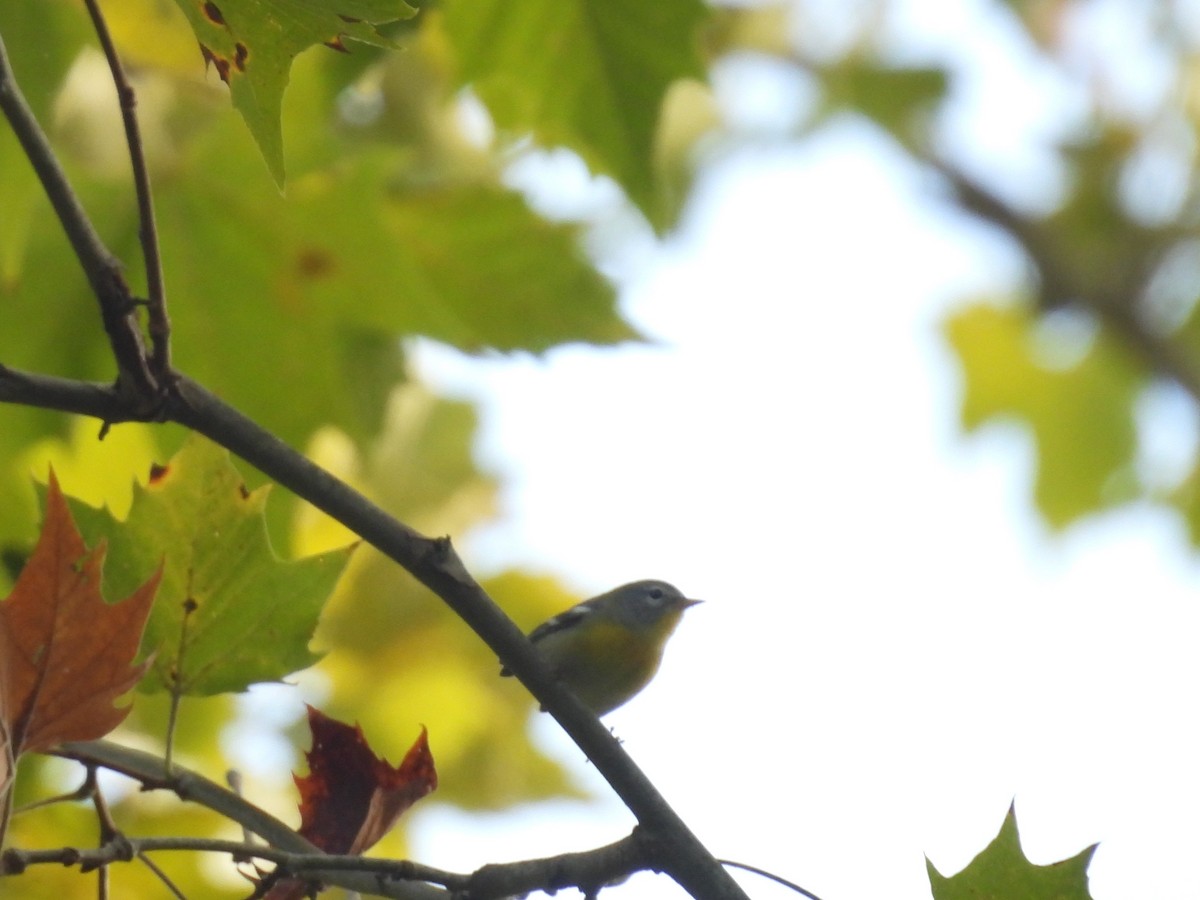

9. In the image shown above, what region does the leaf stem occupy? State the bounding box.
[164,589,197,773]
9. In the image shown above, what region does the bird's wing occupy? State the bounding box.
[527,602,594,644]
[499,601,596,676]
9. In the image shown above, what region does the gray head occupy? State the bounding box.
[602,580,701,627]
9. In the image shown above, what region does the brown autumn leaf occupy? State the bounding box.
[297,704,437,855]
[263,705,437,899]
[0,471,159,763]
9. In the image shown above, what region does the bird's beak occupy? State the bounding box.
[682,598,703,609]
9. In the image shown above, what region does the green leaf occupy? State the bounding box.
[145,143,632,443]
[441,0,709,226]
[818,57,947,147]
[167,0,415,185]
[1166,453,1200,547]
[60,434,351,696]
[927,804,1096,900]
[945,303,1142,528]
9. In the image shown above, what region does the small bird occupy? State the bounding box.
[501,580,701,716]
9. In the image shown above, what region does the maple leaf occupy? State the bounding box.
[297,705,436,854]
[0,472,159,763]
[63,435,351,697]
[263,706,436,899]
[927,803,1097,900]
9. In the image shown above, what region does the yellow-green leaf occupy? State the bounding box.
[945,303,1142,527]
[58,435,351,695]
[442,0,709,227]
[927,804,1096,900]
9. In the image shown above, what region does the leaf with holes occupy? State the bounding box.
[171,0,414,185]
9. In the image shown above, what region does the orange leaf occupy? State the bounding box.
[297,705,437,855]
[0,471,159,759]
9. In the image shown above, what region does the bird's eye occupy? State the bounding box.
[649,588,663,600]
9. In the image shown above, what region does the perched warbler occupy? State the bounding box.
[501,580,701,716]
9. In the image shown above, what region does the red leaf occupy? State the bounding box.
[0,471,158,764]
[263,707,437,900]
[296,705,436,855]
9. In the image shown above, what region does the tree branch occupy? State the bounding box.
[0,32,160,409]
[81,0,172,381]
[0,370,748,898]
[1,831,660,900]
[1,836,448,899]
[0,366,133,423]
[935,160,1200,402]
[55,741,316,854]
[38,742,667,900]
[0,18,748,899]
[166,376,748,899]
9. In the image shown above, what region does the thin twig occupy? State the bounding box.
[80,0,173,381]
[0,714,16,849]
[135,851,187,900]
[90,777,119,843]
[935,159,1200,402]
[0,828,664,900]
[0,32,160,408]
[719,859,827,900]
[10,770,95,817]
[164,587,197,772]
[55,741,318,855]
[90,774,119,898]
[225,769,257,848]
[41,746,695,900]
[2,836,448,898]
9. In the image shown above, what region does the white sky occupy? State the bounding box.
[396,5,1200,899]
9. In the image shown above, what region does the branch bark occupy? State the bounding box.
[39,741,664,900]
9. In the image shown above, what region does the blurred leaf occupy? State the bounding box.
[946,303,1142,527]
[441,0,709,227]
[107,0,205,74]
[995,0,1073,51]
[302,388,584,810]
[1,11,636,452]
[927,804,1096,900]
[819,56,947,146]
[1170,465,1200,545]
[704,4,795,59]
[60,434,351,695]
[0,1,91,283]
[1045,129,1167,307]
[145,139,632,444]
[166,0,414,184]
